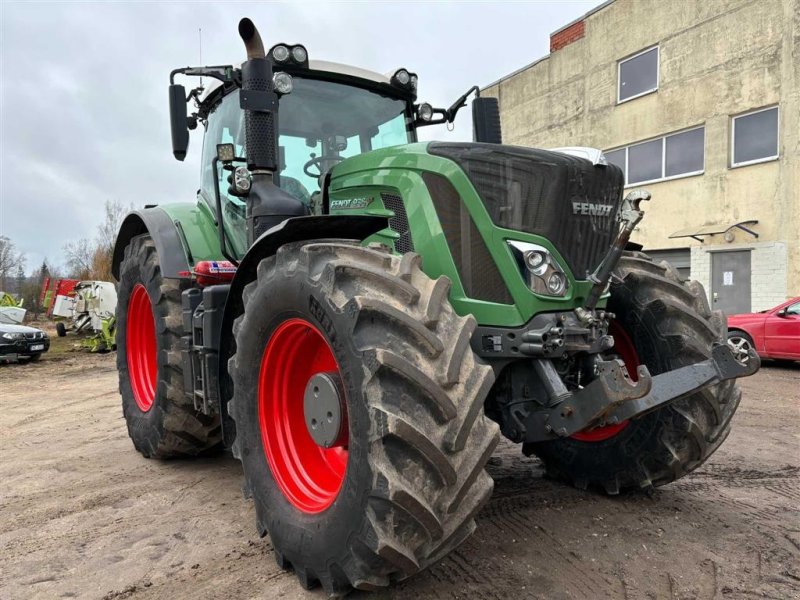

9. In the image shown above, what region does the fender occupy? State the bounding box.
[112,208,191,280]
[216,214,388,446]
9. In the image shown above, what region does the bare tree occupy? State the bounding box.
[92,199,133,280]
[96,200,132,253]
[0,236,26,291]
[63,238,94,279]
[91,244,114,282]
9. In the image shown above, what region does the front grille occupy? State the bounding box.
[381,193,415,254]
[423,172,513,304]
[429,143,624,279]
[23,332,44,340]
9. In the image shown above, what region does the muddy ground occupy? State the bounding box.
[1,348,798,600]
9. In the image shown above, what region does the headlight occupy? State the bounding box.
[2,332,23,340]
[547,272,566,295]
[272,72,293,94]
[507,241,570,297]
[524,250,547,275]
[394,69,410,85]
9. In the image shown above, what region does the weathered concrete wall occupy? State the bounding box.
[484,0,799,300]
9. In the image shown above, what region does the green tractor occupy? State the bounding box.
[113,18,758,595]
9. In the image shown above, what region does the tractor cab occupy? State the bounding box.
[194,60,420,257]
[171,41,498,258]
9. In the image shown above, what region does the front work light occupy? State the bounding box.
[273,72,294,94]
[291,45,308,63]
[417,103,433,121]
[272,45,290,62]
[216,143,236,163]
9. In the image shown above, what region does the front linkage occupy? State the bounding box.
[526,343,758,442]
[491,189,760,444]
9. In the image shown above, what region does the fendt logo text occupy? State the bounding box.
[572,202,614,217]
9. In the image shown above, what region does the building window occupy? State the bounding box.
[618,46,659,103]
[731,106,779,167]
[605,126,704,186]
[666,128,704,177]
[605,148,626,181]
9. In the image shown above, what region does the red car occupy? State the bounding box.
[727,297,800,363]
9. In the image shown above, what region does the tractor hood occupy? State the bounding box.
[427,142,625,280]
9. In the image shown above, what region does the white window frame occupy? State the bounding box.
[606,125,705,187]
[617,45,660,104]
[730,105,780,168]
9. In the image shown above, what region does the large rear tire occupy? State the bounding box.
[524,252,741,494]
[229,242,499,595]
[116,234,222,458]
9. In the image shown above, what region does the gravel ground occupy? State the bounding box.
[1,351,798,600]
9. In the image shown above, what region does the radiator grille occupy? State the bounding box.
[429,143,624,280]
[423,172,513,305]
[381,193,415,254]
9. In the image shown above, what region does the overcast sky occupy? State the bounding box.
[0,0,599,274]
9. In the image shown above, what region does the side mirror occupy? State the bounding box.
[776,308,788,318]
[169,84,190,161]
[472,97,502,144]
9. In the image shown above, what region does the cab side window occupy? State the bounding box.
[200,92,247,257]
[201,92,245,203]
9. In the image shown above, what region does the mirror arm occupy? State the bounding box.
[445,85,480,123]
[169,65,238,85]
[414,86,480,129]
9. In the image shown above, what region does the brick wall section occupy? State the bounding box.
[550,20,585,52]
[690,242,788,313]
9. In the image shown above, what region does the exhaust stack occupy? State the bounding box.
[237,18,307,245]
[238,18,265,60]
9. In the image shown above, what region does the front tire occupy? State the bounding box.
[116,234,222,458]
[524,252,741,494]
[229,242,499,595]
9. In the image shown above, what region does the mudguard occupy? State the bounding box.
[112,208,191,280]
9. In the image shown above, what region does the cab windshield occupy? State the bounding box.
[279,76,415,201]
[200,76,414,256]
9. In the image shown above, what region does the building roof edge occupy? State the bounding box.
[481,0,616,92]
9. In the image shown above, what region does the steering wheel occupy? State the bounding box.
[303,154,344,178]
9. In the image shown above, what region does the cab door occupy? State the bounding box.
[764,301,800,359]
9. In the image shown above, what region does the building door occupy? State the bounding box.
[647,248,690,280]
[711,250,751,314]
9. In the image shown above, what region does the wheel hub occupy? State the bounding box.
[304,372,346,448]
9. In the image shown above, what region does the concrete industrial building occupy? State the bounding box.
[483,0,798,314]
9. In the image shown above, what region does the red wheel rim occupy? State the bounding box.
[258,318,348,513]
[126,284,157,412]
[571,320,639,442]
